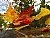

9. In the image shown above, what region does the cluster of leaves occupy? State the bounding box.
[1,0,50,31]
[3,2,35,30]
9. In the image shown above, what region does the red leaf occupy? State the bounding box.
[19,4,34,18]
[23,19,31,24]
[13,5,34,26]
[40,28,50,32]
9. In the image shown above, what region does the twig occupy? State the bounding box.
[16,31,28,38]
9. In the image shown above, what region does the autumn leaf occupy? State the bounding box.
[45,18,50,25]
[19,4,34,18]
[14,24,29,30]
[3,5,19,23]
[35,7,50,20]
[13,5,35,26]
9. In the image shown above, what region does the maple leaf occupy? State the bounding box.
[3,5,19,23]
[19,4,34,18]
[13,5,35,25]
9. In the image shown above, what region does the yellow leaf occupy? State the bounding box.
[45,18,50,25]
[35,8,50,20]
[3,5,19,23]
[14,25,29,30]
